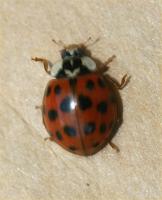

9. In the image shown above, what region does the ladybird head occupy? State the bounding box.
[46,43,97,79]
[53,44,96,78]
[61,44,85,59]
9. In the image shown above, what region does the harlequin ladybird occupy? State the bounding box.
[32,38,130,156]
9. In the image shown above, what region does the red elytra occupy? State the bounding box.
[32,40,129,156]
[43,73,119,155]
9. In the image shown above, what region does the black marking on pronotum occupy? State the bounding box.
[64,125,77,137]
[63,58,82,72]
[84,122,96,135]
[78,95,92,110]
[73,57,82,68]
[55,69,66,79]
[63,59,72,70]
[79,66,91,75]
[48,109,58,121]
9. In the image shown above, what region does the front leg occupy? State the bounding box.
[44,136,55,142]
[31,57,52,74]
[98,55,116,74]
[35,105,43,110]
[103,55,116,67]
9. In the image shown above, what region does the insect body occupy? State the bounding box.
[32,40,129,156]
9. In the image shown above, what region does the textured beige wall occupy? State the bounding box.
[0,1,162,200]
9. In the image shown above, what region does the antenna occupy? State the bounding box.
[52,39,66,48]
[84,37,100,47]
[52,37,100,49]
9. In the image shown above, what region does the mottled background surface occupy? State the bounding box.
[0,1,161,200]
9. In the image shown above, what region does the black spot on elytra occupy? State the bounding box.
[92,142,100,148]
[84,122,96,135]
[64,125,77,137]
[98,78,106,88]
[78,95,92,110]
[56,131,63,140]
[97,101,108,113]
[48,109,58,121]
[56,69,66,78]
[73,57,82,67]
[79,66,91,75]
[60,96,73,112]
[46,86,51,96]
[86,80,95,90]
[63,60,72,69]
[54,85,61,95]
[68,146,77,151]
[100,123,107,134]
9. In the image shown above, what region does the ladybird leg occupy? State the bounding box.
[99,55,116,73]
[103,55,116,66]
[115,74,131,90]
[31,57,52,74]
[44,136,55,141]
[35,105,42,110]
[109,141,120,152]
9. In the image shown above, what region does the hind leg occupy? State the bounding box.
[109,141,120,152]
[114,74,131,90]
[35,105,43,110]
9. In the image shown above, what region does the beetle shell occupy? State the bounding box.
[42,73,120,156]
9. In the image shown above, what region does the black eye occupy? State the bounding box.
[74,50,79,56]
[61,50,71,58]
[74,48,84,57]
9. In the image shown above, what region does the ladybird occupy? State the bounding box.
[32,38,130,156]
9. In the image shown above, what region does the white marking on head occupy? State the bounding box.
[49,60,63,77]
[68,49,76,56]
[81,56,96,71]
[70,59,73,66]
[65,68,80,78]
